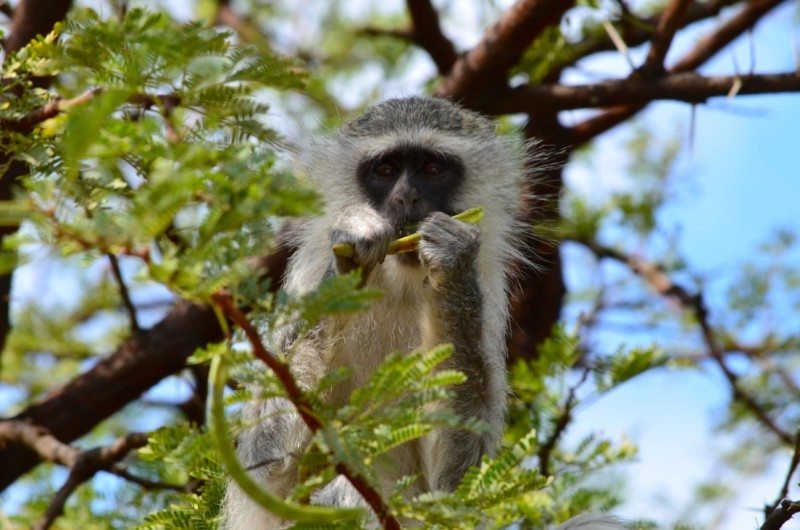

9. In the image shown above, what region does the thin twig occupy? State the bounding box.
[570,0,788,143]
[405,0,458,75]
[602,20,635,71]
[0,421,148,530]
[575,239,795,446]
[544,0,741,83]
[538,368,591,476]
[761,500,800,530]
[766,434,800,517]
[107,253,140,333]
[357,26,414,41]
[211,292,401,530]
[109,465,188,492]
[640,0,692,75]
[672,0,784,72]
[0,89,101,134]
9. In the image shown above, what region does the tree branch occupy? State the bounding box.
[0,90,182,136]
[437,0,575,105]
[672,0,784,72]
[406,0,458,75]
[544,0,742,83]
[3,0,72,54]
[639,0,692,76]
[501,71,800,112]
[576,238,795,446]
[0,227,295,490]
[213,0,272,53]
[761,500,800,530]
[0,302,223,491]
[0,0,74,358]
[570,0,789,143]
[0,421,148,530]
[766,434,800,518]
[107,253,140,333]
[537,368,591,476]
[0,1,13,19]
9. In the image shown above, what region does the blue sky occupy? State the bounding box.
[560,5,800,527]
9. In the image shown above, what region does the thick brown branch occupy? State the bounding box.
[0,302,225,491]
[0,0,74,356]
[3,0,72,54]
[576,238,795,446]
[437,0,575,105]
[406,0,458,75]
[502,71,800,112]
[212,292,401,530]
[640,0,692,76]
[0,2,13,19]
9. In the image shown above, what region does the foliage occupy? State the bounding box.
[0,6,646,529]
[0,2,798,530]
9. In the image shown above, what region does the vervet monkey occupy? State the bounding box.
[223,97,624,530]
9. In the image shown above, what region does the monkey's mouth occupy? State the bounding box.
[391,222,421,266]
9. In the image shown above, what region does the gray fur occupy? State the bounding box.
[223,97,622,529]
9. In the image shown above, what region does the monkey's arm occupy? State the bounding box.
[417,212,506,492]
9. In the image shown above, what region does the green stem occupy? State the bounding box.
[208,355,362,523]
[333,207,484,258]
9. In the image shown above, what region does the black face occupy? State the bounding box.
[356,145,464,266]
[357,145,464,237]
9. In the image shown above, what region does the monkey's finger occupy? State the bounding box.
[331,208,483,257]
[334,253,358,275]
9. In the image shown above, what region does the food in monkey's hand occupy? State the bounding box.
[331,207,484,258]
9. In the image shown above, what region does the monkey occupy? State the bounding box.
[222,96,626,530]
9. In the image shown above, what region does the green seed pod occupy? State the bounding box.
[331,207,484,258]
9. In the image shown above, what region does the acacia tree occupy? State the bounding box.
[0,1,798,529]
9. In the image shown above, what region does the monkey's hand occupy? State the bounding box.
[330,205,394,277]
[418,212,481,287]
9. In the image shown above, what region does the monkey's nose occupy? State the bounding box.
[392,192,420,207]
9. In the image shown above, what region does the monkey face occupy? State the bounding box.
[356,145,465,266]
[356,144,464,236]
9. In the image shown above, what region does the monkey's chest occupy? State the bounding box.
[328,296,423,399]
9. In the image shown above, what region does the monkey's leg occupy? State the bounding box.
[417,212,506,492]
[222,397,311,529]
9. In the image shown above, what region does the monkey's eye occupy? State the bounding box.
[373,161,399,178]
[421,159,446,176]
